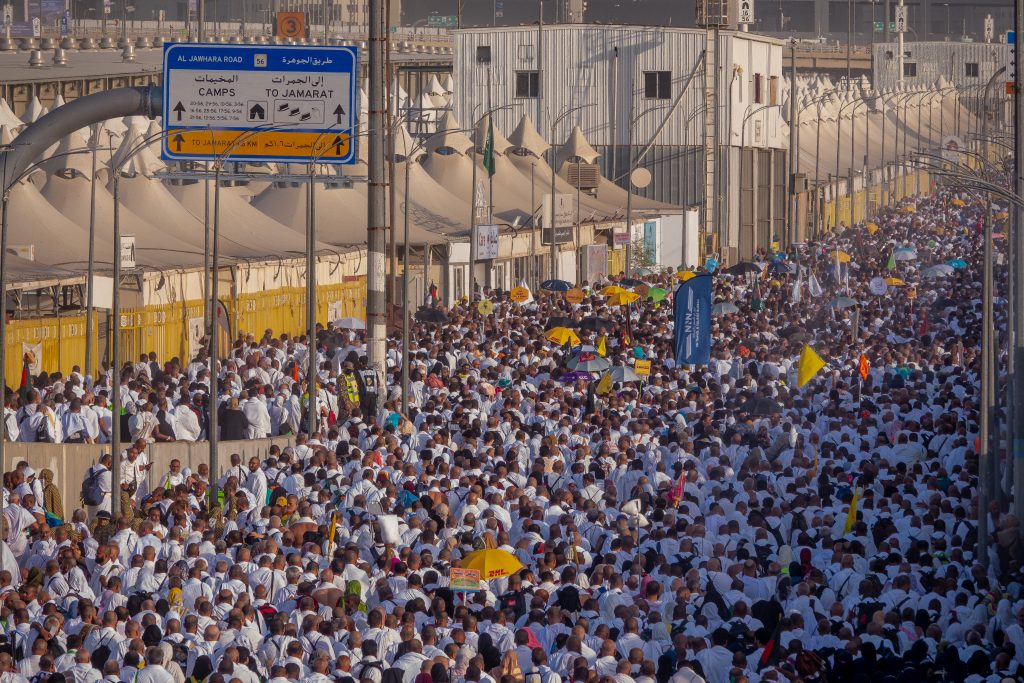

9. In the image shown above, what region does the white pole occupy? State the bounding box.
[897,0,904,87]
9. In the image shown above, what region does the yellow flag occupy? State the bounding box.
[843,487,860,534]
[597,335,607,357]
[596,371,613,395]
[328,512,338,545]
[796,344,826,387]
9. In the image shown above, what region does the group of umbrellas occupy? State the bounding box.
[540,278,670,304]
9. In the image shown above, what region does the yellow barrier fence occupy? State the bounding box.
[824,171,931,232]
[607,248,627,278]
[4,314,98,390]
[5,278,368,388]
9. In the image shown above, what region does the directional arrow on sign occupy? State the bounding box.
[172,133,185,152]
[333,105,345,124]
[249,103,265,120]
[172,101,186,121]
[332,135,344,156]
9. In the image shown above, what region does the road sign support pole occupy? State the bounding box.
[1014,0,1024,534]
[307,165,318,438]
[368,0,388,415]
[208,162,221,506]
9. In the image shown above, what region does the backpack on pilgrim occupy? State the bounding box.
[81,466,105,506]
[725,620,753,654]
[381,668,405,683]
[854,600,885,632]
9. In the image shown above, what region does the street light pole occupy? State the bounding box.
[111,165,125,517]
[978,65,1006,568]
[400,124,473,413]
[84,123,102,385]
[548,103,594,280]
[739,103,781,253]
[622,103,670,276]
[0,154,10,507]
[788,39,798,245]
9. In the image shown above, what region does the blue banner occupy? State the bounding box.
[674,274,712,365]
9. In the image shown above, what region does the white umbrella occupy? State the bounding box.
[922,264,955,278]
[334,317,366,330]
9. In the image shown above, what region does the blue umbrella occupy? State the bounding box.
[540,279,572,292]
[947,259,968,269]
[767,261,795,276]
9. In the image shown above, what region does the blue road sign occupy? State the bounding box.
[162,43,359,164]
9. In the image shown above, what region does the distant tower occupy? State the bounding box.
[561,0,586,23]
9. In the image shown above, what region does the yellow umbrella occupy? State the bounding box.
[459,548,525,580]
[546,327,581,346]
[950,198,966,207]
[602,285,626,295]
[675,271,697,282]
[901,205,916,214]
[865,222,879,235]
[830,250,852,264]
[607,291,641,306]
[884,277,905,286]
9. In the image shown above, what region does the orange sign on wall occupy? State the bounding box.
[276,11,305,38]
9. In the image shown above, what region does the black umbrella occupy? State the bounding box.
[767,261,795,276]
[619,277,647,288]
[580,316,613,332]
[724,262,762,276]
[544,316,579,330]
[741,397,784,416]
[414,308,449,324]
[540,279,573,292]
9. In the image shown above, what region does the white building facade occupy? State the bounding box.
[452,25,789,261]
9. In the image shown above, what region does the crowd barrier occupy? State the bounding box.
[4,278,367,389]
[5,435,296,514]
[822,170,932,230]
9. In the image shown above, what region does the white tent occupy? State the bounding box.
[4,178,106,268]
[0,99,22,129]
[21,96,45,124]
[41,136,205,268]
[166,180,324,256]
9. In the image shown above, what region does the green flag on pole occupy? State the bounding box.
[482,116,496,177]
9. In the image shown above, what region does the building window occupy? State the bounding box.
[753,74,763,104]
[965,62,980,77]
[903,62,917,77]
[644,71,672,99]
[769,76,779,105]
[515,71,539,98]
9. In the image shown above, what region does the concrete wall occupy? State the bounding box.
[6,436,295,514]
